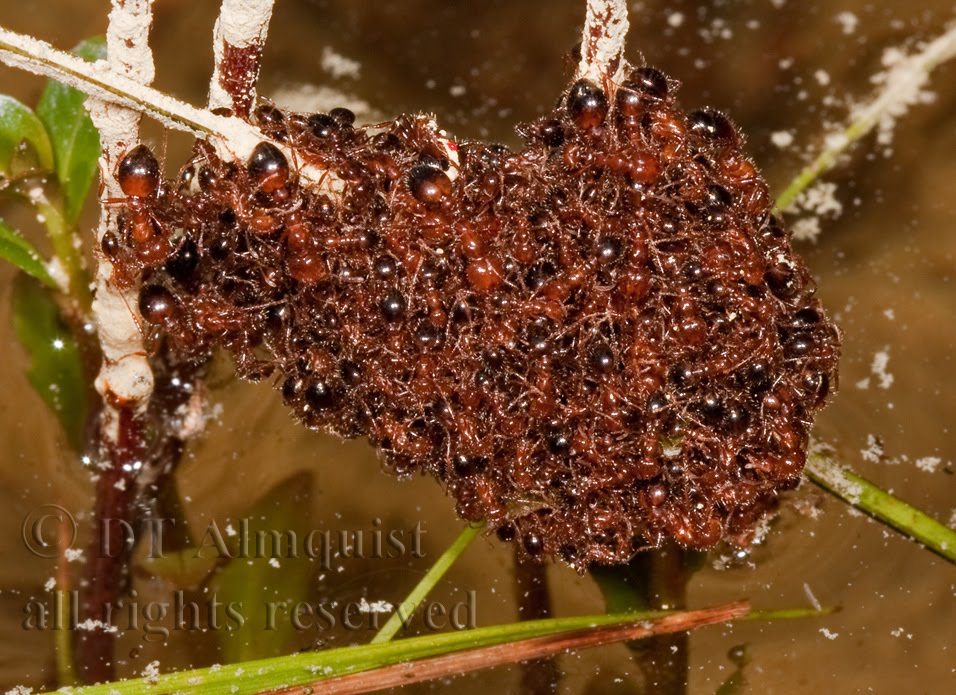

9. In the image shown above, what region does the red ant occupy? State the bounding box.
[115,144,173,266]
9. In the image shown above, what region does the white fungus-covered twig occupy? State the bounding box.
[86,0,156,417]
[577,0,630,85]
[209,0,276,115]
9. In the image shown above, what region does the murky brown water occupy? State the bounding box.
[1,0,955,692]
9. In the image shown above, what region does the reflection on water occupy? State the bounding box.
[0,0,955,691]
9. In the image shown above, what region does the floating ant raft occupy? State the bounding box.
[109,66,840,568]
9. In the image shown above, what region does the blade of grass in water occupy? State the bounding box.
[52,604,826,695]
[371,522,484,643]
[806,453,956,564]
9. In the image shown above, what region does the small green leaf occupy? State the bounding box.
[36,36,105,224]
[0,95,54,176]
[207,472,315,663]
[12,275,88,450]
[0,219,56,288]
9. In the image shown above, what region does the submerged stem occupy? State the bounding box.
[371,522,484,644]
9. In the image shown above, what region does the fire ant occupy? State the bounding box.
[115,144,173,267]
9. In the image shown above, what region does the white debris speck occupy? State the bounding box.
[860,434,883,463]
[814,69,831,86]
[786,182,842,243]
[835,12,859,35]
[668,12,684,28]
[770,130,795,149]
[883,308,895,320]
[819,628,839,640]
[791,217,822,243]
[226,523,237,537]
[856,377,871,390]
[5,687,33,695]
[268,558,280,568]
[871,349,894,389]
[794,181,843,218]
[948,508,956,528]
[44,577,56,592]
[915,457,942,473]
[449,84,466,97]
[76,619,118,633]
[358,598,393,614]
[142,661,161,684]
[113,478,126,491]
[320,46,361,80]
[65,548,84,563]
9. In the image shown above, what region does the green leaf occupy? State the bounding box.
[0,95,54,176]
[0,219,56,288]
[35,36,105,224]
[11,275,88,450]
[206,472,315,663]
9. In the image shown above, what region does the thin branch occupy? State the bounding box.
[0,26,339,191]
[577,0,630,85]
[209,0,276,116]
[514,549,559,694]
[775,23,956,212]
[86,0,156,410]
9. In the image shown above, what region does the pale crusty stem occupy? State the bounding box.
[577,0,630,86]
[86,0,156,423]
[209,0,276,115]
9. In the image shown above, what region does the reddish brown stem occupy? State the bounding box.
[514,551,560,694]
[273,602,749,695]
[75,406,144,684]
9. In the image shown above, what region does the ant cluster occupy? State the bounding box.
[108,65,840,568]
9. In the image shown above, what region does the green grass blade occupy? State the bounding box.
[806,453,956,565]
[371,522,483,643]
[51,600,827,695]
[0,218,56,288]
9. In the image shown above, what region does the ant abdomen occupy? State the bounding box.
[118,144,161,198]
